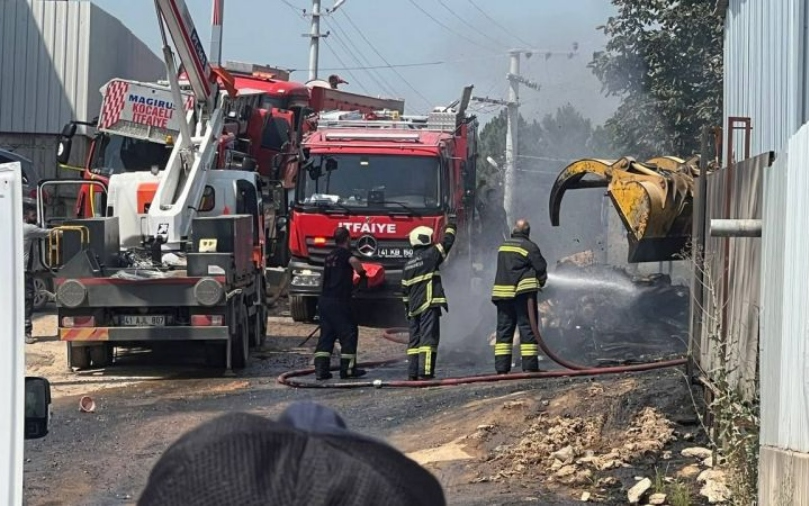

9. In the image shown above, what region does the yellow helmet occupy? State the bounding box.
[409,226,434,247]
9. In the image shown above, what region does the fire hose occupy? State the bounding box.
[277,295,687,389]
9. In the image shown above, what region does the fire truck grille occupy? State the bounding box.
[305,238,414,269]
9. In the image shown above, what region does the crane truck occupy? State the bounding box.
[286,86,479,322]
[41,0,270,372]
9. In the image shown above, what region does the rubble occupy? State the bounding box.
[627,477,652,504]
[648,492,667,505]
[479,407,675,484]
[580,491,591,502]
[682,446,713,460]
[698,469,731,503]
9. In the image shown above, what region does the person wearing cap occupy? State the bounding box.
[491,218,548,374]
[401,220,456,380]
[314,226,367,380]
[137,402,447,506]
[22,198,51,345]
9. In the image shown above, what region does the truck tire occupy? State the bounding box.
[89,344,113,368]
[251,303,267,348]
[230,304,249,370]
[68,343,91,370]
[290,296,317,323]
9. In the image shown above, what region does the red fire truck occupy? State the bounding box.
[286,87,478,322]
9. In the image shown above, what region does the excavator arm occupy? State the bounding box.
[549,155,700,263]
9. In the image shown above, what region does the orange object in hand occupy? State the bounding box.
[353,263,385,289]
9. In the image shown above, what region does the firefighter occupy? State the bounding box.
[401,221,456,380]
[22,198,51,345]
[491,219,548,374]
[314,226,367,381]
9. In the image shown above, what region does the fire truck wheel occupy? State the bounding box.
[230,306,249,370]
[89,344,113,368]
[251,303,267,348]
[290,296,317,323]
[68,343,91,370]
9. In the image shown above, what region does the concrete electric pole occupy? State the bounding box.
[209,0,224,66]
[473,46,575,225]
[504,50,521,226]
[308,0,322,81]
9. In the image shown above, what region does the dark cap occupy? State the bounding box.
[138,406,446,506]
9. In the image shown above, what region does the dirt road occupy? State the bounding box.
[24,306,709,506]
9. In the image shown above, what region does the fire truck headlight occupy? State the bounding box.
[291,269,321,288]
[194,278,224,307]
[57,280,87,308]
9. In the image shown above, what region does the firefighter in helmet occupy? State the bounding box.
[491,219,548,374]
[401,221,456,380]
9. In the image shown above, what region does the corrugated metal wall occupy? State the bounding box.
[723,0,809,164]
[695,152,770,400]
[0,0,163,135]
[758,123,809,505]
[760,124,809,454]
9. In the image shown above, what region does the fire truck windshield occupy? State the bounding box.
[298,154,441,212]
[89,134,171,177]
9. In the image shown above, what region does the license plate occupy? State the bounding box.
[121,315,166,326]
[377,247,413,259]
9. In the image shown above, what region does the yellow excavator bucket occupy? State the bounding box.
[549,155,700,263]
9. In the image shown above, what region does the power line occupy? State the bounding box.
[339,9,434,111]
[406,0,497,54]
[300,52,505,71]
[321,38,370,94]
[323,15,401,98]
[279,0,306,17]
[467,0,534,49]
[435,0,504,49]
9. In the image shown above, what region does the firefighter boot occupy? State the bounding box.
[421,349,437,380]
[407,353,420,381]
[314,356,333,380]
[340,358,366,379]
[521,344,540,372]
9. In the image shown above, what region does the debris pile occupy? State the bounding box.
[478,406,675,485]
[538,255,690,365]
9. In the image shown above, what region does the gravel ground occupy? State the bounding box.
[24,299,703,506]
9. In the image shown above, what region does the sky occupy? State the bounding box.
[93,0,620,125]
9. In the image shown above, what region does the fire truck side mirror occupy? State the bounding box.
[56,122,77,165]
[25,377,52,440]
[325,158,338,172]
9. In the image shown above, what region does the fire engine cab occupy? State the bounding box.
[287,87,478,322]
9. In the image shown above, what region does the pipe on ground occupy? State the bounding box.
[710,219,762,237]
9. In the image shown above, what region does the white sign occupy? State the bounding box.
[98,79,194,143]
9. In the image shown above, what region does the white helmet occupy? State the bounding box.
[409,226,434,247]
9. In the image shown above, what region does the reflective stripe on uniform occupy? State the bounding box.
[420,345,434,372]
[517,278,540,291]
[497,245,529,257]
[401,271,440,287]
[314,351,331,358]
[494,342,513,356]
[341,353,356,368]
[520,344,539,356]
[435,243,446,259]
[407,347,420,355]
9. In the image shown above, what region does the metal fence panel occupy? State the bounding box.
[697,152,769,400]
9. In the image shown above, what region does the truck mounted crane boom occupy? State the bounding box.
[144,0,229,252]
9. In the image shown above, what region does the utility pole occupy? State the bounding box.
[209,0,224,66]
[308,0,322,81]
[504,50,520,226]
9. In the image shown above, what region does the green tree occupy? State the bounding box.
[589,0,723,159]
